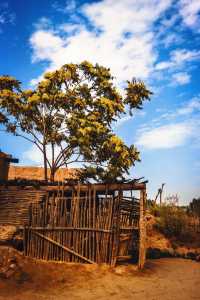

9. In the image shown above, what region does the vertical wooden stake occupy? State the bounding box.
[138,187,147,269]
[23,226,26,256]
[111,189,121,267]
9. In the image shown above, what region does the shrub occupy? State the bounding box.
[155,205,188,238]
[149,203,162,217]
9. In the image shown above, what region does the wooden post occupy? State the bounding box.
[23,226,27,256]
[138,187,146,269]
[111,189,121,267]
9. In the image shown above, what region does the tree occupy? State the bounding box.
[0,61,152,182]
[188,198,200,221]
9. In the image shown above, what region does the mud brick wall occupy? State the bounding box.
[8,166,78,181]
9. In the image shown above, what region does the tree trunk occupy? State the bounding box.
[50,143,55,182]
[50,167,55,182]
[43,144,48,182]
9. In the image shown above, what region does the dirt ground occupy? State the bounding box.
[0,257,200,300]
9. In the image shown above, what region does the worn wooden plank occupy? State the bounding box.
[0,182,146,192]
[138,188,147,269]
[33,230,95,264]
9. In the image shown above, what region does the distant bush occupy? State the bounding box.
[188,198,200,219]
[149,203,161,217]
[154,205,188,238]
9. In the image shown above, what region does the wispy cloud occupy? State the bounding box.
[135,94,200,149]
[148,95,200,124]
[171,72,191,85]
[179,0,200,29]
[0,2,15,31]
[52,0,77,14]
[161,33,183,48]
[33,17,52,30]
[113,115,132,129]
[155,49,200,71]
[29,0,200,91]
[30,0,174,85]
[23,144,61,166]
[177,96,200,115]
[135,121,198,149]
[114,111,146,129]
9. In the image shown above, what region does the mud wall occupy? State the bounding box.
[8,166,78,181]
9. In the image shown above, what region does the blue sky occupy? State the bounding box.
[0,0,200,204]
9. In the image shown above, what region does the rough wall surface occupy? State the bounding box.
[8,166,78,181]
[0,190,47,226]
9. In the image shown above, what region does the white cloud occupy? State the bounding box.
[179,0,200,28]
[30,30,65,63]
[33,17,52,30]
[148,95,200,125]
[161,33,183,48]
[22,143,84,168]
[135,122,195,149]
[171,72,191,85]
[177,96,200,115]
[155,49,200,71]
[114,115,132,128]
[113,110,146,129]
[52,0,77,14]
[30,0,173,85]
[0,2,15,29]
[23,144,61,166]
[135,94,200,150]
[160,14,179,29]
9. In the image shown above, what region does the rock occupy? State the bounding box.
[0,225,17,243]
[0,267,8,279]
[167,248,175,257]
[147,247,162,259]
[114,267,125,275]
[8,256,17,264]
[196,255,200,262]
[14,270,30,283]
[0,245,23,280]
[187,252,197,260]
[5,268,16,279]
[0,271,6,279]
[9,263,17,269]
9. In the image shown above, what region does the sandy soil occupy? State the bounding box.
[0,258,200,300]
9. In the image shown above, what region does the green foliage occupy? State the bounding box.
[124,79,152,114]
[0,62,152,181]
[155,205,188,238]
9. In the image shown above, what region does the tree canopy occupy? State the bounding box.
[0,61,152,182]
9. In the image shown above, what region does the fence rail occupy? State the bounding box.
[23,187,141,266]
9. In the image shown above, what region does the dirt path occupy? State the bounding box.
[0,258,200,300]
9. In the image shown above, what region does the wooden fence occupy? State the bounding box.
[23,182,146,267]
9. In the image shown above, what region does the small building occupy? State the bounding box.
[0,151,19,181]
[0,181,147,268]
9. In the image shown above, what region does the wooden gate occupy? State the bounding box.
[23,185,140,266]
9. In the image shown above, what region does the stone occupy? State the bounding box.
[196,255,200,262]
[0,226,17,243]
[187,252,197,260]
[9,263,17,269]
[5,268,16,279]
[8,256,17,263]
